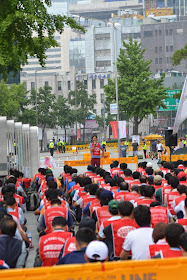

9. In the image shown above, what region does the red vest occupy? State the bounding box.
[114,192,128,201]
[162,186,171,205]
[123,192,140,202]
[110,186,119,193]
[91,142,101,156]
[23,178,31,189]
[110,168,120,178]
[40,230,72,266]
[96,206,112,231]
[82,196,97,209]
[44,206,68,234]
[175,195,186,207]
[129,180,141,189]
[62,236,76,257]
[111,219,138,257]
[150,206,169,228]
[161,248,182,258]
[94,177,105,185]
[89,202,101,216]
[166,191,180,215]
[177,218,187,232]
[149,243,169,258]
[135,198,155,207]
[100,184,111,191]
[14,194,24,207]
[9,206,19,220]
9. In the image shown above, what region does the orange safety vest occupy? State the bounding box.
[40,230,72,266]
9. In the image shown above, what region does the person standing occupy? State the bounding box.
[49,140,54,157]
[132,140,139,157]
[120,140,128,158]
[101,139,106,152]
[62,140,66,153]
[143,142,147,159]
[156,140,163,163]
[57,139,63,153]
[151,140,157,160]
[89,135,104,167]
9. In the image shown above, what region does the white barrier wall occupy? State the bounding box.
[0,118,39,178]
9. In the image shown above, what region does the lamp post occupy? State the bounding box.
[108,22,121,158]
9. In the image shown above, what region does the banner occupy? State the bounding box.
[77,129,81,139]
[118,121,126,139]
[110,121,118,139]
[173,77,187,134]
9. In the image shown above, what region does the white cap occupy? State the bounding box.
[146,162,153,168]
[50,140,52,142]
[85,241,108,261]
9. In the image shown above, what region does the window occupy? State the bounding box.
[84,80,88,88]
[169,29,172,35]
[166,29,168,36]
[45,81,48,86]
[68,81,71,90]
[95,33,110,40]
[155,58,158,64]
[100,79,104,88]
[159,46,162,52]
[170,46,173,52]
[155,30,157,36]
[58,81,62,91]
[167,57,169,63]
[155,47,158,53]
[166,46,169,52]
[31,82,35,89]
[92,79,96,89]
[159,58,162,64]
[95,49,111,56]
[159,30,162,36]
[96,61,111,67]
[101,93,105,103]
[144,31,153,37]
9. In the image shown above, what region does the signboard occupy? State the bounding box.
[159,90,181,111]
[85,120,98,129]
[110,103,117,115]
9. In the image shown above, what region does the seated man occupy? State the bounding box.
[56,228,95,265]
[0,216,27,268]
[84,240,108,263]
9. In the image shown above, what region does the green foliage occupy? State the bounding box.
[0,0,84,78]
[172,45,187,66]
[68,81,97,126]
[56,95,74,128]
[104,38,167,134]
[0,80,27,119]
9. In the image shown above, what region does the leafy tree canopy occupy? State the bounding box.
[0,0,84,78]
[172,45,187,66]
[104,38,167,134]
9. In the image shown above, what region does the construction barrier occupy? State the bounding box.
[161,154,187,162]
[83,152,111,160]
[1,257,187,280]
[65,156,138,169]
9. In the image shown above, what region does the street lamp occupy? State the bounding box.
[107,21,121,158]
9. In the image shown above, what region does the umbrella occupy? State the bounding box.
[144,134,163,140]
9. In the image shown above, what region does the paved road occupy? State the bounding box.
[25,149,160,268]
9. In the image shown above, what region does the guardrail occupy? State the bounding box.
[1,257,187,280]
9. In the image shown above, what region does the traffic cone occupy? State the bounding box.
[146,153,149,159]
[56,148,59,154]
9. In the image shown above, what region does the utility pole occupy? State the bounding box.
[74,72,77,144]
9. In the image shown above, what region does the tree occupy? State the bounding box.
[29,85,57,149]
[56,96,74,142]
[0,80,27,119]
[0,0,84,78]
[68,81,97,140]
[172,45,187,66]
[104,38,167,135]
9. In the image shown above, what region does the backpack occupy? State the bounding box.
[26,192,40,211]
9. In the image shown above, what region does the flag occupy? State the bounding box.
[110,121,118,139]
[118,121,126,139]
[173,77,187,134]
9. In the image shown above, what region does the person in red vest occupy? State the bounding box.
[165,176,180,215]
[104,201,138,260]
[39,217,72,266]
[179,232,187,256]
[89,135,104,167]
[40,199,73,234]
[153,223,184,258]
[177,197,187,231]
[4,194,25,228]
[134,185,155,207]
[173,184,187,219]
[150,201,174,228]
[98,200,121,240]
[148,222,169,259]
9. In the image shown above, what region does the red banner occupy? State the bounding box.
[110,121,118,139]
[77,129,81,139]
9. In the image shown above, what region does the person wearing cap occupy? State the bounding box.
[84,241,108,263]
[49,140,54,157]
[93,190,113,230]
[154,175,164,206]
[104,201,138,260]
[178,171,187,183]
[98,200,121,240]
[56,228,95,265]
